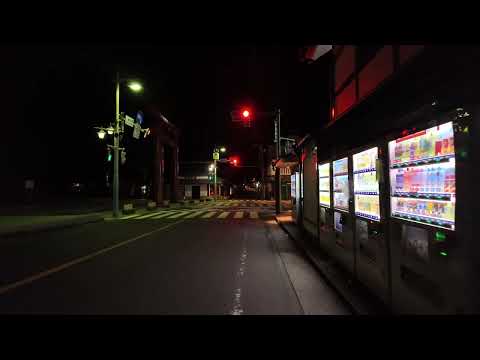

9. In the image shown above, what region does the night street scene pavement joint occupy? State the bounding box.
[2,43,479,315]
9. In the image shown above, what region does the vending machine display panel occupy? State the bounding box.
[319,162,331,207]
[389,122,456,231]
[353,147,380,221]
[333,158,349,211]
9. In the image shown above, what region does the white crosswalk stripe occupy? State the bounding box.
[121,213,143,220]
[184,211,207,219]
[150,210,180,219]
[134,211,165,220]
[201,211,217,218]
[166,211,191,219]
[233,211,243,219]
[217,211,230,219]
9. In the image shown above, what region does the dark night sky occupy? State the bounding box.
[1,43,329,197]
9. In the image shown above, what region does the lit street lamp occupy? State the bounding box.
[95,72,144,218]
[212,145,227,200]
[128,82,143,92]
[97,129,106,140]
[112,73,144,217]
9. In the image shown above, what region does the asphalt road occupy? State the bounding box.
[0,201,350,315]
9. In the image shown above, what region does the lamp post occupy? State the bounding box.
[212,146,226,200]
[96,72,143,218]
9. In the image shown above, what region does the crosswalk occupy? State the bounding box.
[118,209,263,221]
[113,199,292,221]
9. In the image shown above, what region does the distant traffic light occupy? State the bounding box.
[229,156,239,166]
[107,148,112,162]
[231,108,253,127]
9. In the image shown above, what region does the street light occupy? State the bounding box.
[213,145,227,200]
[111,72,144,218]
[128,81,143,92]
[97,129,106,140]
[106,127,114,135]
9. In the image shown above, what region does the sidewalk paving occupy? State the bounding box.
[275,212,389,315]
[0,212,110,238]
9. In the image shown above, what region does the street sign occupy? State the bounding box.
[213,152,220,160]
[125,115,135,127]
[144,128,150,138]
[133,123,141,139]
[136,111,144,125]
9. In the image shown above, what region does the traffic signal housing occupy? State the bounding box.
[231,108,252,127]
[229,156,239,167]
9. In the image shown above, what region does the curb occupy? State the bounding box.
[274,217,387,315]
[0,214,106,238]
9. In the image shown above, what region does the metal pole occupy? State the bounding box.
[259,144,265,200]
[214,158,217,201]
[113,71,120,217]
[275,108,281,214]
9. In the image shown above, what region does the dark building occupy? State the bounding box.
[178,162,227,200]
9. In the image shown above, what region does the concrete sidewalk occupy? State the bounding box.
[275,213,389,315]
[0,212,109,238]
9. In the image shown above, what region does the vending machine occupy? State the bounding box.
[291,172,300,223]
[318,161,335,254]
[388,116,470,313]
[352,145,390,305]
[331,156,355,274]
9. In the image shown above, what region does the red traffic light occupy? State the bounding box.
[242,110,250,118]
[229,156,239,166]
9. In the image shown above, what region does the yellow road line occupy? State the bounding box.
[217,211,230,219]
[201,211,217,218]
[0,219,185,296]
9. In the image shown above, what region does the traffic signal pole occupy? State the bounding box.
[275,109,281,214]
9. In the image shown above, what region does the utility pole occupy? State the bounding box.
[259,144,265,200]
[275,108,281,214]
[113,71,120,218]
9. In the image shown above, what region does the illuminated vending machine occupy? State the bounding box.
[352,146,389,305]
[291,172,298,223]
[318,161,335,254]
[388,118,470,313]
[332,156,354,274]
